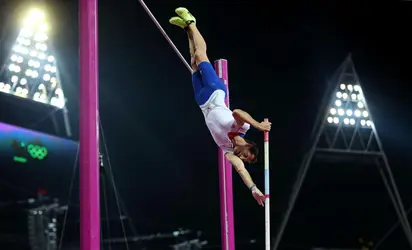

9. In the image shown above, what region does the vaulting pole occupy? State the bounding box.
[264,118,270,250]
[215,59,235,250]
[79,0,100,249]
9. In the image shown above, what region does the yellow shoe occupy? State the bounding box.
[169,16,187,29]
[175,7,196,25]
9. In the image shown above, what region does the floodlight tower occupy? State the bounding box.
[272,54,412,250]
[0,9,72,137]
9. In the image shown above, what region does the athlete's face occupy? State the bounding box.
[234,146,256,163]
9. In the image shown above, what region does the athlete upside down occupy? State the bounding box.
[169,7,271,206]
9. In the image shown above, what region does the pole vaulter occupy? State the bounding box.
[168,7,271,250]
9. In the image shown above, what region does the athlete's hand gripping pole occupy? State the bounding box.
[264,118,270,250]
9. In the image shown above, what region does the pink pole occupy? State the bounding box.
[79,0,100,249]
[215,59,235,250]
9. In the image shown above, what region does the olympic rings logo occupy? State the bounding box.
[27,144,48,160]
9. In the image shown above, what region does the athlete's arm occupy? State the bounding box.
[225,152,265,206]
[232,109,258,127]
[225,152,255,189]
[232,109,271,132]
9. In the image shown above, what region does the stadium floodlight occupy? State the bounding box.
[0,9,66,109]
[272,55,412,250]
[325,83,372,129]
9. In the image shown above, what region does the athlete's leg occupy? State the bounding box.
[186,24,209,65]
[173,8,209,65]
[176,11,225,93]
[186,23,227,98]
[170,8,226,104]
[169,16,197,71]
[189,29,204,104]
[187,31,198,72]
[170,13,206,104]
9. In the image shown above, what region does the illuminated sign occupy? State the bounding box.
[0,121,78,164]
[11,139,48,163]
[0,121,79,205]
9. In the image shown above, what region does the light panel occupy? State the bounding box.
[326,83,372,128]
[0,9,65,109]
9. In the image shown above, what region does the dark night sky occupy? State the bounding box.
[0,0,412,249]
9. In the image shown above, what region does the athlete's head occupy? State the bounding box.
[233,139,259,164]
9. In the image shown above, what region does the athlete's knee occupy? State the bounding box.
[191,57,198,72]
[194,50,209,64]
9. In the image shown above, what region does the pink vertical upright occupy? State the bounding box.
[79,0,100,249]
[214,59,235,250]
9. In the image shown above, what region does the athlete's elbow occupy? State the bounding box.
[232,109,244,119]
[237,168,247,174]
[232,109,243,116]
[233,109,247,125]
[232,162,247,173]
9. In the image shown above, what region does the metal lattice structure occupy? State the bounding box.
[272,54,412,250]
[28,198,63,250]
[0,9,71,137]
